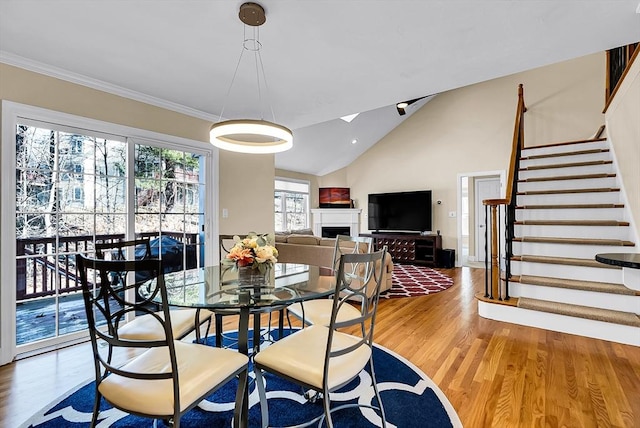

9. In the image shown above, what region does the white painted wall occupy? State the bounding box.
[605,54,640,244]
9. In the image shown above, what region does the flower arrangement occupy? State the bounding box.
[224,232,278,274]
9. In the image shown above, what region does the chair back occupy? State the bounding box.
[332,234,373,273]
[324,248,387,383]
[76,254,177,380]
[95,238,152,261]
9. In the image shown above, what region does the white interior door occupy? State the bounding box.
[475,177,501,262]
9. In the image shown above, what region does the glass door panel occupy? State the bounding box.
[134,145,206,273]
[15,123,126,347]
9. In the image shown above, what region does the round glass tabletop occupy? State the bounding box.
[148,263,336,310]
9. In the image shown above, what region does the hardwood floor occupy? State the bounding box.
[1,266,638,427]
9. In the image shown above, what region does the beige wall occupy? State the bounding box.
[605,55,640,239]
[218,151,275,235]
[276,168,320,210]
[0,64,275,237]
[321,53,605,250]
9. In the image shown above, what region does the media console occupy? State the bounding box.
[360,233,442,267]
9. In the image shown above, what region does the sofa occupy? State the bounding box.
[275,232,394,293]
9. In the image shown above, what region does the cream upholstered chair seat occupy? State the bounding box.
[253,324,370,391]
[117,308,214,341]
[286,300,361,327]
[100,341,247,415]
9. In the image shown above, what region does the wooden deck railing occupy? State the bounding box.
[483,84,526,301]
[16,231,200,301]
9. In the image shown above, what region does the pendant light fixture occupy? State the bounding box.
[210,2,293,154]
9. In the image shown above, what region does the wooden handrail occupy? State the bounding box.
[480,85,526,302]
[604,42,639,113]
[504,84,527,204]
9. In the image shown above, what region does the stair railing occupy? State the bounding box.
[483,84,526,300]
[604,42,639,113]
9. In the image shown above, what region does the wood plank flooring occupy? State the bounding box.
[1,266,638,427]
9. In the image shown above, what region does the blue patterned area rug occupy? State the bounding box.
[21,329,461,428]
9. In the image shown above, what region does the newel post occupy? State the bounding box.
[483,199,507,301]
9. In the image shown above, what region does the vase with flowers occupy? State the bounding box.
[223,232,278,285]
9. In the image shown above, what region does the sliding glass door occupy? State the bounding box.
[12,119,210,355]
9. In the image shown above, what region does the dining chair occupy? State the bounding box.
[286,234,374,326]
[253,248,388,428]
[76,254,249,428]
[94,238,213,343]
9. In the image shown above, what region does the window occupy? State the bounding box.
[73,187,84,201]
[275,178,309,232]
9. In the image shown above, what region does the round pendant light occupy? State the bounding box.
[210,2,293,154]
[210,119,293,154]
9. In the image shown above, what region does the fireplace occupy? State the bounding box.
[311,208,361,237]
[322,226,351,238]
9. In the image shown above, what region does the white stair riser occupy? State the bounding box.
[514,224,631,240]
[519,164,613,179]
[516,208,625,221]
[513,242,634,259]
[509,283,639,314]
[478,301,640,346]
[520,152,611,168]
[518,177,618,192]
[521,141,609,157]
[517,192,621,205]
[510,261,624,283]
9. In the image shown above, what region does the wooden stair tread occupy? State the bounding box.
[512,275,637,296]
[518,173,616,183]
[521,148,609,161]
[514,236,635,246]
[517,188,620,195]
[514,220,630,226]
[474,292,519,307]
[512,254,621,269]
[517,297,640,327]
[520,160,612,171]
[524,137,607,150]
[516,203,624,209]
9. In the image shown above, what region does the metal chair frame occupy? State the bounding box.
[76,255,248,427]
[94,238,212,342]
[288,234,374,326]
[254,248,388,428]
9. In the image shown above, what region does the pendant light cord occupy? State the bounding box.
[218,24,277,125]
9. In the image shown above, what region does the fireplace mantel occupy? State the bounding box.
[311,208,361,237]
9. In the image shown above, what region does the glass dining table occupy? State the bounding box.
[153,262,336,355]
[144,262,337,427]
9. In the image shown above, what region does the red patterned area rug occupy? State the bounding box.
[381,264,454,299]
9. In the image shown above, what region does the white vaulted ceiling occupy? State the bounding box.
[1,1,639,175]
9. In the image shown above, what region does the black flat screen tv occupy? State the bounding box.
[368,190,432,233]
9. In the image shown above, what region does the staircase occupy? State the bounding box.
[478,137,640,346]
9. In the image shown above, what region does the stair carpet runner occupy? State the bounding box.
[494,136,640,343]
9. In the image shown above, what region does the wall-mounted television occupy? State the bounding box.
[368,190,432,233]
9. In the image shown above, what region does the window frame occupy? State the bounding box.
[1,100,219,364]
[274,177,310,232]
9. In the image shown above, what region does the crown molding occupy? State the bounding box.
[0,51,218,123]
